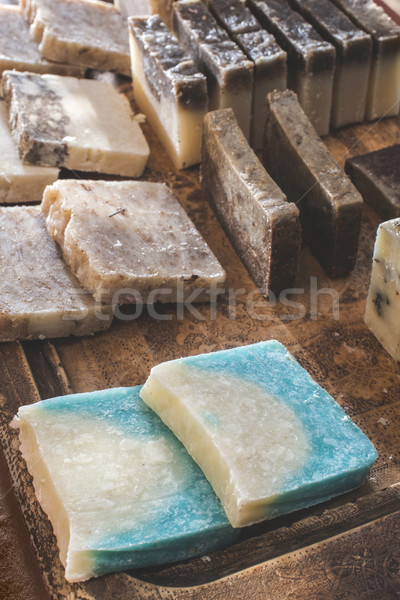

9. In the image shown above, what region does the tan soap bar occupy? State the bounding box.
[201,108,301,294]
[263,89,363,277]
[2,71,149,177]
[42,179,226,304]
[0,99,58,203]
[0,206,112,342]
[0,5,86,78]
[22,0,131,76]
[129,15,208,169]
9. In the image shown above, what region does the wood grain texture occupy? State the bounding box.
[0,74,400,598]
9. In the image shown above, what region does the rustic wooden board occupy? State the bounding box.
[1,75,400,598]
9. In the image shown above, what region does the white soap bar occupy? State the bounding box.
[0,206,112,341]
[365,218,400,360]
[42,179,226,304]
[0,5,86,78]
[129,15,208,169]
[23,0,131,76]
[0,99,58,203]
[140,341,378,528]
[2,71,150,177]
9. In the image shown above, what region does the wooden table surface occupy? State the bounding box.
[1,79,400,599]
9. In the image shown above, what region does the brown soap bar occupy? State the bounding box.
[263,89,363,277]
[201,108,301,294]
[345,144,400,220]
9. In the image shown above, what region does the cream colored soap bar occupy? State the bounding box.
[140,341,378,528]
[129,15,208,169]
[0,206,112,342]
[0,99,58,203]
[22,0,131,76]
[42,179,226,304]
[2,71,149,177]
[0,5,86,78]
[365,218,400,360]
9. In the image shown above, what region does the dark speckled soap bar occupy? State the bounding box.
[330,0,400,120]
[345,144,400,220]
[172,0,254,140]
[289,0,372,129]
[263,89,363,277]
[246,0,335,136]
[205,0,287,149]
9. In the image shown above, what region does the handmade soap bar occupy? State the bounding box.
[330,0,400,120]
[23,0,131,76]
[173,0,254,140]
[42,179,226,304]
[116,0,176,26]
[206,0,287,149]
[201,108,301,294]
[13,386,237,582]
[0,100,58,203]
[345,144,400,220]
[0,5,86,78]
[289,0,372,129]
[263,89,363,277]
[129,15,208,169]
[140,341,378,528]
[0,206,112,342]
[365,218,400,360]
[247,0,335,136]
[2,71,150,177]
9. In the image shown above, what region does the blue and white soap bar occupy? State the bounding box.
[13,387,237,582]
[140,340,378,528]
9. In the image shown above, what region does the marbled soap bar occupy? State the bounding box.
[13,386,237,582]
[42,179,226,304]
[0,99,58,203]
[345,144,400,220]
[201,108,301,294]
[2,71,149,177]
[129,15,208,169]
[0,206,112,341]
[289,0,372,129]
[23,0,131,76]
[140,341,378,528]
[365,218,400,360]
[263,89,363,277]
[330,0,400,120]
[173,0,254,140]
[0,5,86,78]
[247,0,335,136]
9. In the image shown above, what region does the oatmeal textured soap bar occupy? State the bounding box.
[140,340,378,528]
[13,386,237,582]
[365,218,400,360]
[2,71,149,177]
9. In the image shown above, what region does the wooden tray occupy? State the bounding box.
[1,78,400,599]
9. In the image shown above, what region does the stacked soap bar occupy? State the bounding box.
[22,0,131,76]
[42,179,226,304]
[345,144,400,220]
[0,5,85,78]
[140,340,378,528]
[2,71,149,177]
[201,108,301,294]
[247,0,335,136]
[0,206,112,342]
[289,0,372,129]
[13,386,237,582]
[330,0,400,120]
[129,15,208,169]
[365,218,400,360]
[0,99,58,203]
[263,89,363,277]
[172,0,254,140]
[205,0,287,149]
